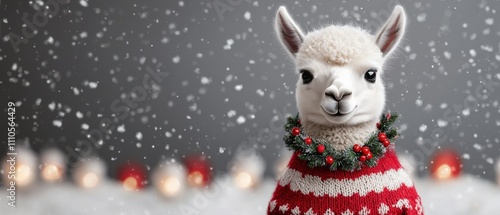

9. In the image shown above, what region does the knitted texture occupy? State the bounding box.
[268,150,423,215]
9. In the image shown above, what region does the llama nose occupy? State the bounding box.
[325,90,352,101]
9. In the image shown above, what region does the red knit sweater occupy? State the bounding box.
[268,149,423,215]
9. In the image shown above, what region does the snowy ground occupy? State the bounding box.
[1,175,499,215]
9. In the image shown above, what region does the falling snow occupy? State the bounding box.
[79,0,88,7]
[53,120,62,127]
[172,56,180,63]
[223,39,234,50]
[201,76,212,85]
[2,2,500,213]
[244,11,251,21]
[236,116,246,124]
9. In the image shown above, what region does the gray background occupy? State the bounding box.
[1,0,499,183]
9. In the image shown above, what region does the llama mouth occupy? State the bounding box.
[321,105,357,117]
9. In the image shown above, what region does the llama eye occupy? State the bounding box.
[300,70,313,84]
[364,69,377,83]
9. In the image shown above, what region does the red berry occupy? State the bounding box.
[353,144,361,153]
[383,139,391,147]
[386,113,391,120]
[292,127,300,136]
[325,156,334,165]
[359,155,367,162]
[304,137,313,145]
[297,119,301,125]
[366,152,373,159]
[362,146,371,155]
[376,122,381,129]
[378,132,387,142]
[317,144,325,154]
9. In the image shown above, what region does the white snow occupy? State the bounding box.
[136,132,143,141]
[79,0,88,7]
[443,51,451,59]
[437,119,448,127]
[165,131,172,138]
[117,124,125,133]
[53,120,62,127]
[236,116,246,124]
[80,31,88,39]
[244,11,251,21]
[485,18,494,25]
[256,89,264,97]
[200,76,212,85]
[172,56,180,63]
[223,39,234,50]
[88,82,98,89]
[415,99,423,107]
[0,175,499,214]
[227,110,236,118]
[418,124,427,132]
[76,111,83,119]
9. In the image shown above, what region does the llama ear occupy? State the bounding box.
[375,5,407,57]
[275,6,305,57]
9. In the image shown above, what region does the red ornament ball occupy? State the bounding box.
[361,146,371,155]
[118,162,147,191]
[353,144,361,153]
[317,144,325,154]
[376,122,381,129]
[185,155,212,187]
[297,119,301,125]
[366,152,373,160]
[378,132,387,142]
[359,155,367,162]
[304,137,313,145]
[386,113,391,120]
[383,139,391,147]
[430,149,462,180]
[325,156,334,165]
[291,127,300,136]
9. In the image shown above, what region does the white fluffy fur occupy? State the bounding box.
[275,6,407,149]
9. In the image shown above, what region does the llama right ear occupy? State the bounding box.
[375,5,407,58]
[275,6,305,57]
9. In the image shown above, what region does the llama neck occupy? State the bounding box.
[302,120,377,151]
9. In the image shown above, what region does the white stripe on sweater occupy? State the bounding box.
[279,167,414,197]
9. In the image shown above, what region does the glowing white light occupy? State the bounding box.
[41,164,63,182]
[81,173,99,188]
[73,158,106,189]
[153,159,186,198]
[16,163,34,187]
[123,177,139,191]
[235,172,253,189]
[161,177,181,196]
[435,164,452,180]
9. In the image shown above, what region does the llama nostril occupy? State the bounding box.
[325,91,351,101]
[325,92,338,101]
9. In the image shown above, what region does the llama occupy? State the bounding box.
[268,5,423,215]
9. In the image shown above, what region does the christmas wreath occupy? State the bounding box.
[284,112,401,172]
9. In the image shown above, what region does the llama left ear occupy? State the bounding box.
[275,6,305,58]
[375,5,407,57]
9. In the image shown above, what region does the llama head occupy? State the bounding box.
[275,6,407,126]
